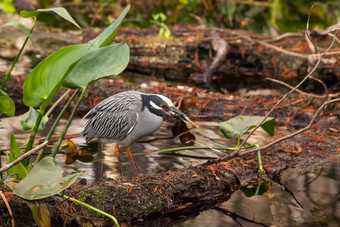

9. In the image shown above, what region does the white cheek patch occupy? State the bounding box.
[159,95,174,107]
[150,101,162,110]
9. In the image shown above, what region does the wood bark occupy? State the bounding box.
[1,26,339,93]
[0,129,338,226]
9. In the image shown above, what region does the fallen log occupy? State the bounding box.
[0,127,338,226]
[1,26,339,93]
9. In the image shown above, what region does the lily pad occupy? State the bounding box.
[220,115,275,139]
[5,157,82,200]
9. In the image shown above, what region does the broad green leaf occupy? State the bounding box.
[25,200,51,227]
[6,157,82,200]
[92,4,130,48]
[0,21,35,46]
[21,107,49,131]
[63,43,130,89]
[7,133,28,179]
[23,44,90,107]
[20,7,80,29]
[0,90,15,117]
[219,116,275,139]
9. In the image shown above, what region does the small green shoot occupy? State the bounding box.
[151,13,171,39]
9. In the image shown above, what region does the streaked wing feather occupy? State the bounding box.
[82,91,142,141]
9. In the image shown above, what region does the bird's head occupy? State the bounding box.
[142,94,197,127]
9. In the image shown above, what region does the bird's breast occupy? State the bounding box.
[118,107,163,146]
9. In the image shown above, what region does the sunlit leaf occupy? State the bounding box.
[25,200,51,227]
[92,4,130,48]
[63,43,129,89]
[20,7,80,29]
[0,90,15,117]
[7,133,28,179]
[21,107,49,131]
[23,44,90,107]
[219,116,275,139]
[5,157,82,200]
[0,21,35,46]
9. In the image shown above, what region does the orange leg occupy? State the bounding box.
[126,146,139,174]
[115,144,124,176]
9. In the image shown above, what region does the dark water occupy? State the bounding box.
[0,117,339,226]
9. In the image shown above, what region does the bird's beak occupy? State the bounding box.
[167,106,198,128]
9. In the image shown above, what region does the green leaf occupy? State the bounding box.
[0,90,15,117]
[24,200,51,227]
[63,43,130,89]
[23,44,90,107]
[7,133,28,179]
[0,21,35,46]
[92,4,130,48]
[20,7,80,29]
[159,27,164,37]
[21,108,49,131]
[164,28,171,39]
[159,13,167,21]
[219,116,275,139]
[5,157,82,200]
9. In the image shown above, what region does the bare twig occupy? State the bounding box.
[232,3,337,156]
[0,141,49,173]
[233,97,340,158]
[265,78,340,99]
[310,75,328,94]
[0,190,14,227]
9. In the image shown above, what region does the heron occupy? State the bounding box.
[82,90,197,174]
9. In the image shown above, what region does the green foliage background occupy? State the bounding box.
[1,0,338,34]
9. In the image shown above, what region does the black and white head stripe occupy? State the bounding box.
[141,94,174,116]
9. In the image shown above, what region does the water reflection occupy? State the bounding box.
[1,116,339,225]
[178,161,340,226]
[0,116,270,181]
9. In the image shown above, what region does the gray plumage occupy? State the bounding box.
[83,91,167,146]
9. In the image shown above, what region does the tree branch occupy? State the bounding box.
[232,4,337,156]
[0,141,49,173]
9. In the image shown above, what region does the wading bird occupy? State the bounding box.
[83,91,197,174]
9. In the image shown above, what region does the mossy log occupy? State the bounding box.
[0,129,338,226]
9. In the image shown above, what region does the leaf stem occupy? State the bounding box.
[236,135,241,149]
[35,89,79,163]
[22,110,42,166]
[45,89,71,117]
[156,144,258,154]
[60,194,119,227]
[0,17,36,90]
[255,144,264,172]
[51,88,86,158]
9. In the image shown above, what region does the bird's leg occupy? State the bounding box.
[115,144,124,177]
[126,146,140,174]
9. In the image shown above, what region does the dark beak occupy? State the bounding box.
[167,106,198,128]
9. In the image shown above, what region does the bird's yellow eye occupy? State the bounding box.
[160,104,167,109]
